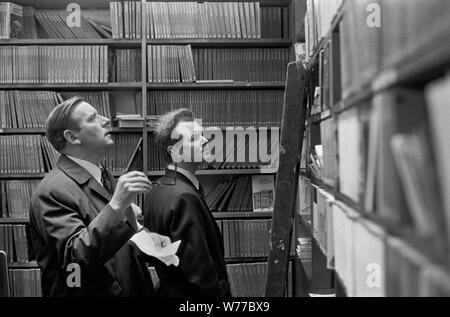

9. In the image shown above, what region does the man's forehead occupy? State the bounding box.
[176,120,203,133]
[72,102,96,117]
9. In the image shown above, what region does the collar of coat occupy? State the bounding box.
[56,154,112,202]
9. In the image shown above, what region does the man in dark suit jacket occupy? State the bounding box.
[144,109,231,297]
[29,97,170,296]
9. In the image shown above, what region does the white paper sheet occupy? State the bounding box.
[131,230,181,267]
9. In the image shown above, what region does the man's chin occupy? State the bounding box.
[105,135,114,143]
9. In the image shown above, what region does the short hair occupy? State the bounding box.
[46,96,84,153]
[156,108,195,163]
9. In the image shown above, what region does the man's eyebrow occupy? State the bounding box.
[87,112,97,120]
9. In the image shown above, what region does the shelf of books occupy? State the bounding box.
[299,0,450,297]
[0,0,296,296]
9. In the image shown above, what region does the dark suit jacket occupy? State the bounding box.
[29,155,154,297]
[144,169,231,297]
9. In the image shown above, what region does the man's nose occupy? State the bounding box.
[201,136,209,145]
[100,116,110,127]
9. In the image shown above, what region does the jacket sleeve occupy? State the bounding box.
[33,185,137,275]
[169,191,223,296]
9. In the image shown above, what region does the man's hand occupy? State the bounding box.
[109,171,152,213]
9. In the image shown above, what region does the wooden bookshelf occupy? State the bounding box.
[305,173,450,271]
[226,256,295,265]
[0,83,142,91]
[8,262,39,269]
[147,168,278,177]
[146,82,286,90]
[0,174,46,180]
[302,0,450,297]
[0,38,292,48]
[0,218,29,224]
[0,39,143,47]
[213,212,272,220]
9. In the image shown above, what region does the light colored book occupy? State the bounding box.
[252,175,275,212]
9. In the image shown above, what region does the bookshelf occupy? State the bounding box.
[0,0,297,297]
[298,0,450,297]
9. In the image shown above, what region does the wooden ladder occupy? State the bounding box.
[265,60,310,297]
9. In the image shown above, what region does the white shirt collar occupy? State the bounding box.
[67,155,102,185]
[67,155,143,231]
[168,164,200,190]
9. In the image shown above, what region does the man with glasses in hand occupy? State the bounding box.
[29,97,170,297]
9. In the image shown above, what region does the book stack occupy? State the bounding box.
[113,114,144,128]
[332,198,450,297]
[0,180,40,219]
[216,219,271,258]
[144,2,262,39]
[385,236,450,297]
[199,129,279,171]
[331,202,385,296]
[193,48,289,82]
[0,224,29,264]
[22,6,37,39]
[338,1,450,99]
[320,118,337,187]
[312,185,334,258]
[8,269,42,297]
[261,6,289,39]
[147,45,196,83]
[207,175,275,212]
[425,73,450,247]
[148,90,283,127]
[297,176,311,217]
[304,0,343,58]
[319,40,331,111]
[207,177,253,213]
[110,1,142,39]
[35,10,102,39]
[337,107,365,204]
[0,91,59,129]
[112,49,142,83]
[0,45,108,84]
[340,0,380,99]
[147,45,197,83]
[0,135,50,174]
[0,2,23,39]
[380,0,449,70]
[226,262,293,297]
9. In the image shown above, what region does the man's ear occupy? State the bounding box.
[63,130,81,145]
[168,145,183,163]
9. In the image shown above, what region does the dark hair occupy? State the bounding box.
[46,96,84,153]
[156,108,195,163]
